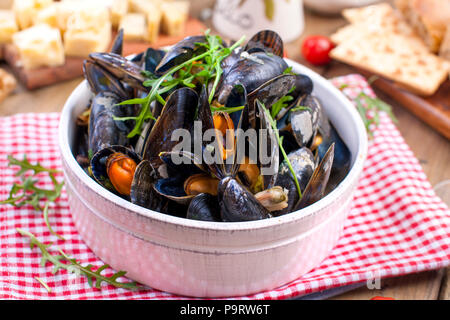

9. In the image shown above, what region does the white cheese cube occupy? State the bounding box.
[64,7,112,57]
[146,8,161,43]
[111,0,128,28]
[119,13,147,41]
[160,1,189,36]
[0,10,18,43]
[34,3,59,29]
[12,24,65,69]
[129,0,161,14]
[13,0,54,30]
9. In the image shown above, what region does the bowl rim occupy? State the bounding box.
[59,58,368,232]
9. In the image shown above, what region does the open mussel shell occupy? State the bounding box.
[289,94,321,148]
[144,47,166,75]
[187,193,222,222]
[292,74,313,98]
[155,35,206,74]
[218,177,271,222]
[89,52,146,91]
[244,30,284,57]
[294,143,335,211]
[130,160,158,207]
[90,145,141,196]
[153,152,213,205]
[217,52,288,105]
[318,124,351,194]
[88,91,135,155]
[247,74,297,129]
[274,148,315,216]
[254,100,279,190]
[142,87,198,167]
[83,60,128,98]
[110,28,124,55]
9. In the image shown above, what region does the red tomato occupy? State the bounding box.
[301,35,334,66]
[371,296,395,300]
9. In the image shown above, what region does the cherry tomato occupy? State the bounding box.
[301,35,334,66]
[370,296,395,300]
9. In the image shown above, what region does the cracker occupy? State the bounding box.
[330,30,448,96]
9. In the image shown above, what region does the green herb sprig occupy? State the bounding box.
[260,101,302,200]
[339,84,398,138]
[17,228,139,290]
[117,30,246,138]
[0,155,64,211]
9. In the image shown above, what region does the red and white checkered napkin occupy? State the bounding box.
[0,74,449,300]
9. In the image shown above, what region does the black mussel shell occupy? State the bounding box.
[88,91,134,155]
[274,148,315,216]
[318,125,351,194]
[294,143,335,210]
[217,52,288,105]
[292,74,313,98]
[290,94,321,148]
[218,177,271,222]
[110,29,124,56]
[155,35,206,74]
[144,47,166,75]
[142,87,198,167]
[245,30,284,57]
[83,61,127,98]
[187,193,221,222]
[89,52,146,91]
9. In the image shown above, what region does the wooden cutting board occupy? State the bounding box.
[2,18,206,90]
[355,68,450,140]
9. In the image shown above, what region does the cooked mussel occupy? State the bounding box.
[289,94,321,148]
[294,143,335,210]
[217,52,288,105]
[91,145,141,196]
[142,87,198,167]
[155,35,206,74]
[187,193,221,222]
[274,148,315,215]
[244,30,284,57]
[218,177,271,222]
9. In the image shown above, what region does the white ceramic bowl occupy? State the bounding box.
[304,0,382,15]
[58,59,368,298]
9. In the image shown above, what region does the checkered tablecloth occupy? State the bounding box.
[0,74,449,299]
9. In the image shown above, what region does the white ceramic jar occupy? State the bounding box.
[212,0,305,42]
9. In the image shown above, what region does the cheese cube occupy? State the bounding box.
[129,0,161,14]
[0,10,18,43]
[12,24,65,69]
[119,13,147,41]
[111,0,128,28]
[146,8,161,43]
[64,7,112,57]
[13,0,54,30]
[34,3,59,29]
[160,1,189,36]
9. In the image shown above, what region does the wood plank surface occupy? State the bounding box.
[0,0,448,300]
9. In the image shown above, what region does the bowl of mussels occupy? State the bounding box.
[59,30,368,297]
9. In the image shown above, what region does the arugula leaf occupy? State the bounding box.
[259,101,302,200]
[1,156,65,239]
[17,228,139,290]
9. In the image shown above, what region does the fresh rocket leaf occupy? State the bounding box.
[17,228,139,290]
[259,101,302,200]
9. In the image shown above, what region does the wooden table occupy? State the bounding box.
[0,0,448,300]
